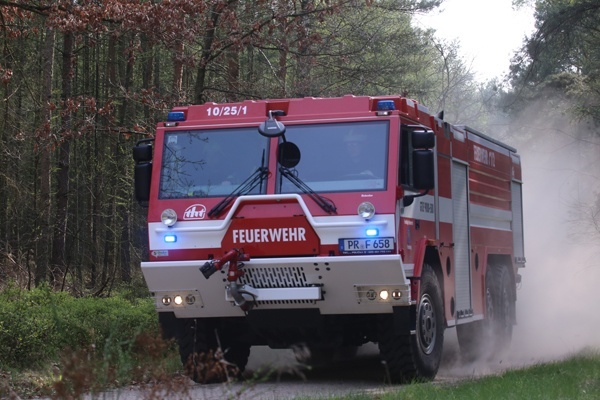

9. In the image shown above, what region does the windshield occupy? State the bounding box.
[159,128,269,199]
[277,121,389,193]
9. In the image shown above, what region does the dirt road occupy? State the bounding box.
[94,330,507,400]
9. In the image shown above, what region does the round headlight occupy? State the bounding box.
[161,209,177,226]
[358,202,375,219]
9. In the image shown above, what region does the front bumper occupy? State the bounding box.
[142,254,411,318]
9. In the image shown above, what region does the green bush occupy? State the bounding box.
[0,285,158,370]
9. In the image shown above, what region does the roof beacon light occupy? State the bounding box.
[167,111,186,122]
[377,100,395,110]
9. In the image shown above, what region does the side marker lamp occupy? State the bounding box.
[161,296,171,306]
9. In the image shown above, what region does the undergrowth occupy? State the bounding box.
[0,284,186,398]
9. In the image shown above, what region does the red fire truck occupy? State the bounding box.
[133,95,525,383]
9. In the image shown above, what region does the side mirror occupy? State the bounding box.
[134,162,152,204]
[412,130,435,149]
[412,149,434,190]
[133,139,154,206]
[278,141,301,168]
[133,144,153,163]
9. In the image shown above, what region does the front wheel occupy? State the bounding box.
[378,264,444,382]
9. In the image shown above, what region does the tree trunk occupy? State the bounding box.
[194,6,220,104]
[173,41,184,102]
[35,27,55,286]
[117,34,136,283]
[51,31,74,288]
[226,49,240,101]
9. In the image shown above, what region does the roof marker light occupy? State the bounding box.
[377,100,395,111]
[167,111,186,121]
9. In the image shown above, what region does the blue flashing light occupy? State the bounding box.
[167,111,186,122]
[365,228,379,237]
[377,100,395,111]
[164,234,177,243]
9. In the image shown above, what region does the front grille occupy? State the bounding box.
[238,266,308,288]
[255,299,316,305]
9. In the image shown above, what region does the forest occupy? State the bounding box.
[0,0,598,295]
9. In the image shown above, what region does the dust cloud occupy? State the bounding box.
[510,120,600,364]
[445,106,600,379]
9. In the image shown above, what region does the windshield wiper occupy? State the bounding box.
[209,166,270,218]
[279,167,337,214]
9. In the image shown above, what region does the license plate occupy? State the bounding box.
[339,237,394,255]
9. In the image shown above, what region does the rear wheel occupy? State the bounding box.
[457,265,514,362]
[378,264,444,382]
[491,266,514,353]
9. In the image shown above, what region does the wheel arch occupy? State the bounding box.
[424,245,445,323]
[411,238,444,310]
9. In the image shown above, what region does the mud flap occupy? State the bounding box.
[392,305,416,335]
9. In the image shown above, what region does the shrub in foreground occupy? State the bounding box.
[0,285,158,370]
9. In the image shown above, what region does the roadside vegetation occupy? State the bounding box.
[1,284,599,399]
[0,284,185,398]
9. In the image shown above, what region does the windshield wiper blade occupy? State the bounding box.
[279,167,336,214]
[208,167,270,218]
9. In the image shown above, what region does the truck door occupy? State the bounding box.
[452,161,472,317]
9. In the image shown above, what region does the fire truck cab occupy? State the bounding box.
[133,95,525,382]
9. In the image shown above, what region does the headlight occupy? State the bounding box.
[161,209,177,226]
[358,202,375,219]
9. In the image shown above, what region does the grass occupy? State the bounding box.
[307,350,600,400]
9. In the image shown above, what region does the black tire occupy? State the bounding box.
[176,318,250,383]
[491,265,514,354]
[457,265,514,362]
[378,264,444,383]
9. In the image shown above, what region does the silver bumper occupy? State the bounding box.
[142,254,411,318]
